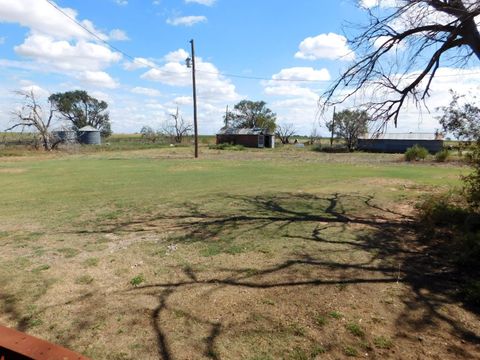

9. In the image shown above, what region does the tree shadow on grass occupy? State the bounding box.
[81,192,477,359]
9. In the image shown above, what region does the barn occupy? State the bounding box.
[357,133,444,153]
[216,127,275,148]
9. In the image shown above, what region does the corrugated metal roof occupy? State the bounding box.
[78,125,100,132]
[360,133,439,140]
[217,127,271,135]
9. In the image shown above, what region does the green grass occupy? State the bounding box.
[130,274,145,287]
[329,311,343,319]
[0,152,463,228]
[344,345,358,357]
[346,322,365,337]
[0,148,468,360]
[314,314,327,327]
[373,336,394,349]
[75,275,94,285]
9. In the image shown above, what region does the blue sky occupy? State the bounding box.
[0,0,479,135]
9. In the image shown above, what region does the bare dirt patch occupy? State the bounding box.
[0,168,27,174]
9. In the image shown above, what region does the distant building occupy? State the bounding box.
[357,133,444,153]
[216,127,275,148]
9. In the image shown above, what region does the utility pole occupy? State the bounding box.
[330,106,336,147]
[187,39,199,158]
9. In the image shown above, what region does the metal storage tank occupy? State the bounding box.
[78,126,101,145]
[52,130,77,143]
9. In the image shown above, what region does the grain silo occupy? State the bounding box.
[78,126,101,145]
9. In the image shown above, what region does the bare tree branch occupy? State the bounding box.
[321,0,480,129]
[161,107,193,144]
[6,90,56,151]
[275,123,297,144]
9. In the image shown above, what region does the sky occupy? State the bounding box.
[0,0,479,135]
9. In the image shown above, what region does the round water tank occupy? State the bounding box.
[78,126,101,145]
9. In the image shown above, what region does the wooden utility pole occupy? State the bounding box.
[190,39,199,158]
[330,106,336,147]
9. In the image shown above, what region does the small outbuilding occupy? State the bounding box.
[216,127,275,148]
[78,126,101,145]
[357,132,444,153]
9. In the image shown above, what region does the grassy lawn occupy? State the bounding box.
[0,147,478,360]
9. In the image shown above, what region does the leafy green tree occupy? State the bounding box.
[225,100,277,132]
[438,91,480,209]
[438,91,480,142]
[326,109,370,151]
[49,90,112,137]
[140,126,161,143]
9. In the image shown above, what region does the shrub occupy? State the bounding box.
[130,274,145,287]
[208,143,244,151]
[373,336,393,349]
[346,322,364,337]
[416,192,468,228]
[405,144,429,161]
[435,149,450,162]
[311,144,322,152]
[417,192,480,305]
[463,146,480,210]
[317,145,350,153]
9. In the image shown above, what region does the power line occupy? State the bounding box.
[42,0,480,83]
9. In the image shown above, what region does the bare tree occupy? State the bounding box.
[6,90,57,151]
[140,126,161,143]
[309,121,321,145]
[162,107,193,144]
[275,123,297,144]
[322,0,480,129]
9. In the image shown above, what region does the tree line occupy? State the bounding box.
[6,90,111,150]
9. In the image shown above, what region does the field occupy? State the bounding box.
[0,145,479,359]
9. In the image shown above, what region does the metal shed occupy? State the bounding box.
[216,127,275,148]
[78,126,101,145]
[357,133,443,153]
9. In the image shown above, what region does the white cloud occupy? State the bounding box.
[373,35,406,50]
[89,90,113,104]
[131,87,161,97]
[141,48,239,102]
[123,57,156,71]
[185,0,216,6]
[14,34,122,72]
[263,67,328,101]
[0,37,5,45]
[173,96,192,105]
[164,49,190,63]
[0,0,107,40]
[271,67,331,82]
[295,33,355,61]
[166,15,207,26]
[78,71,118,89]
[20,84,49,98]
[360,0,399,8]
[264,84,319,100]
[109,29,129,41]
[115,0,128,5]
